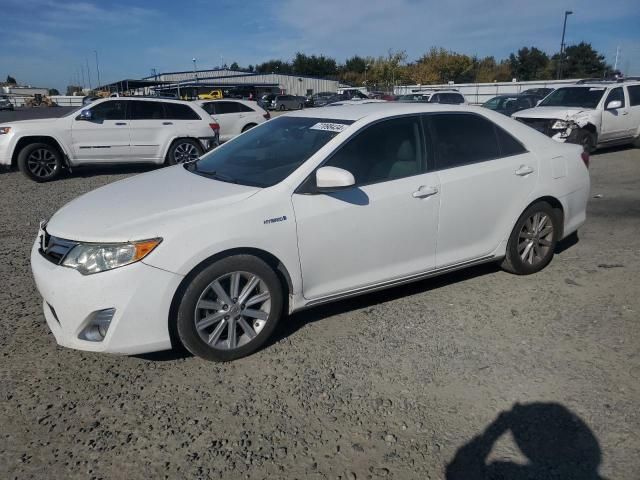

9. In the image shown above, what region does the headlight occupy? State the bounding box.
[62,238,161,275]
[0,127,11,135]
[551,120,569,130]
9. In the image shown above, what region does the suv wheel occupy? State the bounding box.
[279,105,286,111]
[241,123,257,133]
[502,202,560,275]
[17,142,63,182]
[575,129,597,153]
[176,255,283,362]
[166,139,203,165]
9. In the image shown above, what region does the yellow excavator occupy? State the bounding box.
[197,89,223,100]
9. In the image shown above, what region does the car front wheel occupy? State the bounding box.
[17,142,63,182]
[176,255,283,361]
[502,202,560,275]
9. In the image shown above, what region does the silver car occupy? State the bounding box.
[271,95,305,111]
[0,96,14,111]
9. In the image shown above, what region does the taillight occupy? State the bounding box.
[209,122,220,132]
[263,112,271,120]
[581,151,589,168]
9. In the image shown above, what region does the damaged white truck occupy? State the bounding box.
[513,80,640,152]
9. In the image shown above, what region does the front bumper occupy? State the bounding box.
[30,233,184,355]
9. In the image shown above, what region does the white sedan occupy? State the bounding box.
[195,99,270,142]
[31,103,590,361]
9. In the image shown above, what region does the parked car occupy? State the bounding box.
[305,92,335,108]
[0,98,219,182]
[31,103,590,361]
[196,99,270,141]
[513,80,640,152]
[258,94,276,110]
[396,90,467,105]
[270,95,305,111]
[520,88,554,100]
[198,90,223,100]
[0,95,14,111]
[482,94,540,116]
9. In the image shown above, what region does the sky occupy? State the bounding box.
[1,0,639,92]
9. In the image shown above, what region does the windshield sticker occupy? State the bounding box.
[589,88,605,91]
[309,122,348,133]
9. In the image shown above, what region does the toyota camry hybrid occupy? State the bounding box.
[31,103,590,361]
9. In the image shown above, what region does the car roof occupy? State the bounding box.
[195,98,253,106]
[94,97,194,105]
[285,102,487,121]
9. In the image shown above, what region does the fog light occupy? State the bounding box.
[78,308,115,342]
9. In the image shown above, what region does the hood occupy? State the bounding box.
[47,165,260,242]
[0,117,66,127]
[513,106,593,120]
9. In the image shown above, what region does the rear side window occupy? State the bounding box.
[626,85,640,106]
[495,127,527,156]
[440,93,465,104]
[129,101,164,120]
[216,102,240,114]
[325,116,424,186]
[164,103,200,120]
[428,113,500,169]
[88,100,127,121]
[238,103,255,112]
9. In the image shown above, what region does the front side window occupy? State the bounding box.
[539,87,606,109]
[605,87,625,108]
[325,116,424,186]
[88,100,127,121]
[188,116,353,187]
[129,101,164,120]
[428,113,500,169]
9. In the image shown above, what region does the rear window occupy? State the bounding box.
[627,85,640,107]
[164,102,200,120]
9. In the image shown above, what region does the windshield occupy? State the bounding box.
[187,116,353,187]
[483,96,517,109]
[539,87,605,109]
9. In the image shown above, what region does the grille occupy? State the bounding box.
[517,117,555,137]
[40,230,77,265]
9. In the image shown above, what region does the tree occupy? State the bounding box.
[48,88,60,96]
[6,75,17,84]
[247,65,254,72]
[343,55,367,74]
[229,62,239,70]
[408,48,475,84]
[255,59,292,74]
[509,47,550,81]
[474,56,513,83]
[292,53,337,77]
[552,42,610,79]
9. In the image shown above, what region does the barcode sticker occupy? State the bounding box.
[309,122,348,133]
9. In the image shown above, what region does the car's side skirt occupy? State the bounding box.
[300,254,499,310]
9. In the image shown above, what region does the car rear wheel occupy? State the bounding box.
[176,255,283,362]
[166,139,202,165]
[502,202,560,275]
[17,142,63,182]
[279,105,286,111]
[298,103,303,110]
[241,123,257,133]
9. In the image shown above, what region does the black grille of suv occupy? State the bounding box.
[40,230,77,265]
[516,118,555,137]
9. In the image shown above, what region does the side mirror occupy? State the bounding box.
[77,109,92,121]
[316,166,355,192]
[606,100,622,110]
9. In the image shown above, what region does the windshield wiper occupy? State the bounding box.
[197,170,239,184]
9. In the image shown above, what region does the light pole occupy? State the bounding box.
[192,57,198,82]
[557,10,573,79]
[364,64,370,87]
[94,50,101,91]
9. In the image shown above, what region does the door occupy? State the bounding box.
[128,100,168,161]
[71,100,131,163]
[209,101,245,141]
[600,87,630,141]
[292,115,440,300]
[426,113,538,267]
[624,85,640,138]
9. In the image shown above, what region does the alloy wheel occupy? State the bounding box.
[518,212,554,266]
[27,148,58,178]
[173,142,199,163]
[194,271,271,350]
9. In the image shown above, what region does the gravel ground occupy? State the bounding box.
[1,146,639,480]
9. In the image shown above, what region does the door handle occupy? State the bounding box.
[115,122,127,126]
[412,185,439,198]
[515,165,534,176]
[621,111,629,115]
[163,121,173,125]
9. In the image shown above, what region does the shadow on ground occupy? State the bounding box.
[446,402,605,480]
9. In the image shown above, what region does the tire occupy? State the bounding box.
[241,123,257,133]
[574,129,597,153]
[165,138,203,165]
[633,136,640,148]
[17,142,63,182]
[175,255,284,362]
[279,105,286,111]
[501,202,561,275]
[298,103,303,110]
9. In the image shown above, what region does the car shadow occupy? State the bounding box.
[446,402,605,480]
[591,143,635,156]
[555,231,579,254]
[66,164,160,178]
[134,348,192,362]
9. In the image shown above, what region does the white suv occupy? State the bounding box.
[513,80,640,152]
[31,103,590,362]
[0,97,219,182]
[195,99,270,142]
